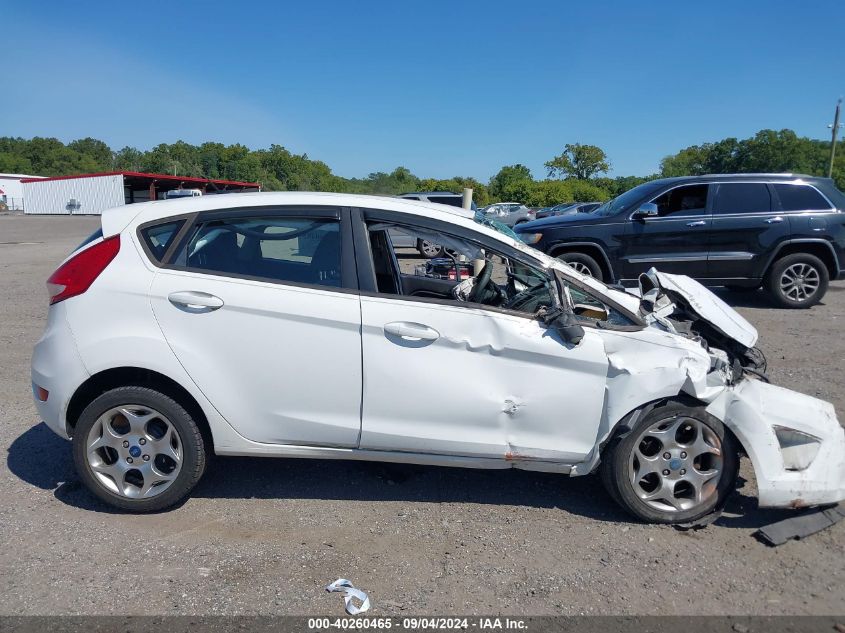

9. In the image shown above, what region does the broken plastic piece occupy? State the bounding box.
[325,578,371,615]
[755,504,845,546]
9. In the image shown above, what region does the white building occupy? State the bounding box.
[0,173,45,211]
[21,171,261,215]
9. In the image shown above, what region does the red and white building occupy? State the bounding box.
[0,173,45,211]
[21,171,261,215]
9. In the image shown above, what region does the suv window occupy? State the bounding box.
[713,183,772,214]
[774,184,831,211]
[426,195,461,207]
[649,184,708,217]
[179,216,342,287]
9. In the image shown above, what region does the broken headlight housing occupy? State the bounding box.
[773,425,822,471]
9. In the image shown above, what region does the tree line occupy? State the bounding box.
[1,128,842,208]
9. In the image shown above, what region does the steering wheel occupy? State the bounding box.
[469,260,496,304]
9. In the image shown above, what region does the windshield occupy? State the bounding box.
[473,209,519,239]
[592,180,666,217]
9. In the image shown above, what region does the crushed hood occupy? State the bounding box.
[637,269,758,349]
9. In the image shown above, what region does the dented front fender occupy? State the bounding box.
[706,379,845,508]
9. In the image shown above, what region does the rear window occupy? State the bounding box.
[774,184,832,211]
[140,220,185,263]
[177,216,343,288]
[76,228,103,251]
[713,183,772,214]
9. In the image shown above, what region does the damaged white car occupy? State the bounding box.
[31,192,845,523]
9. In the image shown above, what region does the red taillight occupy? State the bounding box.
[47,235,121,305]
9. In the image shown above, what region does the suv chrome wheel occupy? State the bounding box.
[767,253,829,309]
[85,405,183,499]
[627,415,723,513]
[567,261,593,276]
[779,262,820,302]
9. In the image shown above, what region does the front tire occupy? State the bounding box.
[72,386,206,512]
[765,253,828,308]
[600,402,738,524]
[556,252,603,280]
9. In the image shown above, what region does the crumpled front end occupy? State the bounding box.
[706,379,845,508]
[586,268,845,510]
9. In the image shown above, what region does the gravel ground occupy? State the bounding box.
[1,213,843,616]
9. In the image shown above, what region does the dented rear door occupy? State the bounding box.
[358,296,609,462]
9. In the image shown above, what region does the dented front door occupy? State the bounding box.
[358,295,609,462]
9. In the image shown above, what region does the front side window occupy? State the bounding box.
[178,216,342,287]
[712,183,772,214]
[774,184,831,212]
[368,222,555,316]
[563,283,635,327]
[649,184,709,217]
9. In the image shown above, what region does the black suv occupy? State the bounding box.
[515,174,845,308]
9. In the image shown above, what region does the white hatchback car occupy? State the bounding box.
[32,192,845,522]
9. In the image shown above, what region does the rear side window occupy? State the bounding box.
[179,216,342,288]
[774,184,831,211]
[140,220,184,263]
[649,184,709,217]
[713,183,772,214]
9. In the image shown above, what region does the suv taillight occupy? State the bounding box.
[47,235,120,305]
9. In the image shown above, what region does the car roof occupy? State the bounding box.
[646,173,824,186]
[399,191,461,196]
[103,191,482,239]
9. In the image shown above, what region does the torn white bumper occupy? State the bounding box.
[706,379,845,508]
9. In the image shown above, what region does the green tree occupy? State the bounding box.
[545,144,610,180]
[68,137,114,170]
[114,146,143,171]
[488,164,533,201]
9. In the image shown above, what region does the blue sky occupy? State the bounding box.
[3,1,844,181]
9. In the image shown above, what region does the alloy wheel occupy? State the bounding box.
[779,263,820,302]
[85,405,183,499]
[627,415,723,513]
[567,261,593,276]
[420,241,443,257]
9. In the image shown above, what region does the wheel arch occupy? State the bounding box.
[596,394,745,467]
[66,366,212,448]
[763,239,839,280]
[548,241,614,281]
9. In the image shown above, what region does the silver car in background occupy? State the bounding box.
[480,202,536,227]
[391,192,477,257]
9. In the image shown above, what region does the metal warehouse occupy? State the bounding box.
[0,173,45,211]
[20,171,261,215]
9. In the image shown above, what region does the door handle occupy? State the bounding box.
[168,291,224,313]
[686,220,707,227]
[765,216,784,224]
[384,321,440,341]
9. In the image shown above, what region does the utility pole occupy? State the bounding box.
[829,98,843,178]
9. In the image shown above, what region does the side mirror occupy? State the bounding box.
[633,202,659,219]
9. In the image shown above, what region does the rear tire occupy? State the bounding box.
[72,386,206,512]
[765,253,828,309]
[600,402,739,524]
[555,252,603,280]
